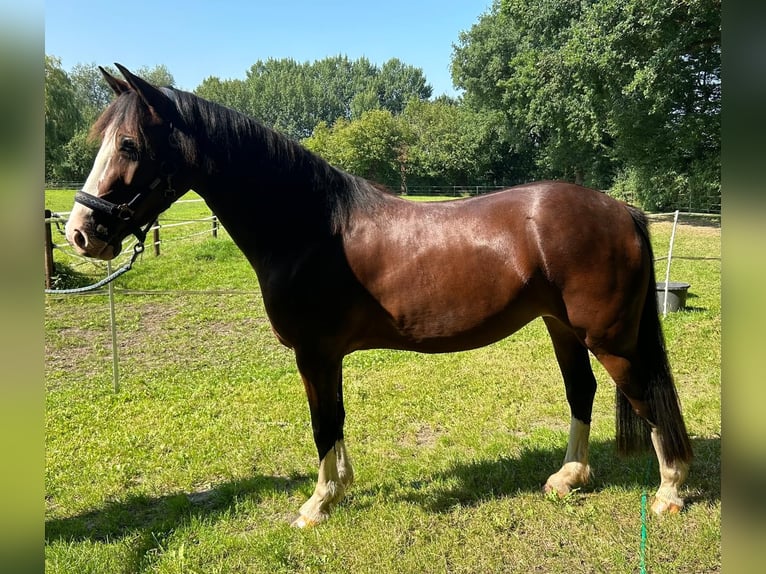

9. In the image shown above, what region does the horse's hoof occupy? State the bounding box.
[651,497,682,515]
[291,514,320,528]
[543,481,568,498]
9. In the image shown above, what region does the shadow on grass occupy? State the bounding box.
[385,436,720,514]
[648,213,721,229]
[45,473,311,545]
[45,437,719,553]
[665,292,713,314]
[49,262,96,290]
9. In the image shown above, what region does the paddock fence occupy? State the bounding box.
[43,195,721,295]
[44,187,720,394]
[44,198,219,290]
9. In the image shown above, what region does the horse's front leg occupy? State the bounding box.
[292,351,354,528]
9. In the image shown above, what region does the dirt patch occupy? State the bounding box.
[398,423,446,449]
[45,295,272,386]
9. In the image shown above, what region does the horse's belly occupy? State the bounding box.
[357,300,541,353]
[363,279,543,353]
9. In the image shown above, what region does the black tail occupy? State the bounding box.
[615,206,693,464]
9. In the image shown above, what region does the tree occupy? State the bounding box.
[45,56,82,181]
[196,76,251,115]
[402,99,479,185]
[452,0,721,209]
[57,128,99,182]
[375,58,432,114]
[303,110,409,188]
[68,63,176,126]
[69,63,115,125]
[132,64,175,88]
[195,56,432,141]
[580,0,721,209]
[454,0,617,186]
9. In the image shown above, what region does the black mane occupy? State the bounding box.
[174,89,390,233]
[94,87,388,234]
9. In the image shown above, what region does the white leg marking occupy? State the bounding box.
[544,417,591,496]
[292,440,353,528]
[650,428,689,514]
[335,439,354,490]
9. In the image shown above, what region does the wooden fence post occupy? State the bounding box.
[212,214,218,238]
[44,209,54,289]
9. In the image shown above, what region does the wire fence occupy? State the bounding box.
[44,196,721,294]
[43,198,219,291]
[44,195,719,393]
[45,181,722,213]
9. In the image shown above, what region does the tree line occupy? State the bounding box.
[45,0,720,211]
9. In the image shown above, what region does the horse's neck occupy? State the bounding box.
[193,122,310,218]
[193,159,331,268]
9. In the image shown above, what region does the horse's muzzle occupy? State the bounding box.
[66,219,122,260]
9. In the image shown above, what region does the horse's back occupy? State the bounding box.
[341,181,645,352]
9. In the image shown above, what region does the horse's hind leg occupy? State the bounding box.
[543,317,597,497]
[595,351,691,514]
[335,376,355,491]
[291,351,354,528]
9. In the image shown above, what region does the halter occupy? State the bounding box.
[74,166,177,244]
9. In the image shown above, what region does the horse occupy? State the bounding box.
[65,65,692,527]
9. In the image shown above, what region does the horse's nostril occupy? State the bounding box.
[72,229,87,250]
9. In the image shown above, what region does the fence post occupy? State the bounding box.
[44,209,54,289]
[212,213,218,238]
[152,219,160,256]
[662,210,681,317]
[106,260,121,393]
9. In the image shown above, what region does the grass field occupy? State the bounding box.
[45,191,720,573]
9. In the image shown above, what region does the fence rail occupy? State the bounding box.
[44,206,719,294]
[44,208,718,393]
[43,203,220,291]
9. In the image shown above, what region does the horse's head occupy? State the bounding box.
[65,64,191,260]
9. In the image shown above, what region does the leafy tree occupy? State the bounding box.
[311,55,379,120]
[580,0,721,209]
[349,88,380,120]
[68,63,176,126]
[195,56,432,140]
[132,64,175,88]
[57,127,99,182]
[375,58,432,114]
[68,63,115,125]
[453,0,617,186]
[452,0,720,209]
[303,110,409,188]
[196,76,251,114]
[402,99,478,185]
[45,56,82,181]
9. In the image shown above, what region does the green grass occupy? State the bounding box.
[45,195,720,573]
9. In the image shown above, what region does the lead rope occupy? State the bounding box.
[640,491,648,573]
[44,242,144,295]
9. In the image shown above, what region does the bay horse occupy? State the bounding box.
[65,65,692,527]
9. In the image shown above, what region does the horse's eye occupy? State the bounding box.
[119,137,139,160]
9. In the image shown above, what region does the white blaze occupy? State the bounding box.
[64,129,117,250]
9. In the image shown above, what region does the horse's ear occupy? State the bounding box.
[114,63,177,123]
[100,66,130,95]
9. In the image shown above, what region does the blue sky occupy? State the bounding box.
[45,1,493,98]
